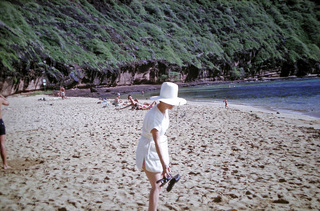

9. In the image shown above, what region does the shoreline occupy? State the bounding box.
[62,77,320,121]
[187,100,320,129]
[39,83,319,124]
[13,77,320,122]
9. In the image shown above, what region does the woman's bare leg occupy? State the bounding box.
[145,169,163,211]
[0,135,10,169]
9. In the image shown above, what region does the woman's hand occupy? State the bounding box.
[162,165,171,179]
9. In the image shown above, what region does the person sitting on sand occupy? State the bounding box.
[0,94,10,169]
[112,93,122,107]
[136,82,186,211]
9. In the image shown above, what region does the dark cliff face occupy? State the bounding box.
[0,0,319,95]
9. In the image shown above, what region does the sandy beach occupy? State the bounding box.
[0,94,319,210]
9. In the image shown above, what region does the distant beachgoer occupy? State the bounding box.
[97,98,110,108]
[113,93,122,107]
[128,95,138,105]
[0,94,10,169]
[60,86,66,99]
[136,82,186,211]
[129,95,157,110]
[223,98,228,108]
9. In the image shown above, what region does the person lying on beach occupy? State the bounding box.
[133,101,157,110]
[0,94,10,169]
[136,82,186,211]
[117,95,137,109]
[129,95,157,110]
[118,95,156,110]
[97,98,110,108]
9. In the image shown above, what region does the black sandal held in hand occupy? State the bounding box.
[166,174,181,192]
[156,174,172,187]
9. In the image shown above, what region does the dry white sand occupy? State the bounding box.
[0,95,319,210]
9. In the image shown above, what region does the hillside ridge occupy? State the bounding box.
[0,0,319,95]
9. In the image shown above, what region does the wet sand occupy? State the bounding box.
[0,95,319,210]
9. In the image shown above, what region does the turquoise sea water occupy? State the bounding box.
[143,77,320,118]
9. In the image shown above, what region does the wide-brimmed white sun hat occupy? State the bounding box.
[150,82,186,106]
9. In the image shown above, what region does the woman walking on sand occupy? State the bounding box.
[136,82,186,211]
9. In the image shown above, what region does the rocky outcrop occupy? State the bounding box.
[1,55,319,96]
[0,59,181,95]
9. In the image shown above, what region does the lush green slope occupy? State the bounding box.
[0,0,319,93]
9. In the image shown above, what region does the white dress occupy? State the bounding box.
[136,106,170,173]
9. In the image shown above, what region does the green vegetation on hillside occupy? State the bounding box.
[0,0,319,89]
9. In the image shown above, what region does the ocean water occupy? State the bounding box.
[143,77,320,118]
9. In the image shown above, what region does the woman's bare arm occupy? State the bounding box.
[151,128,171,178]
